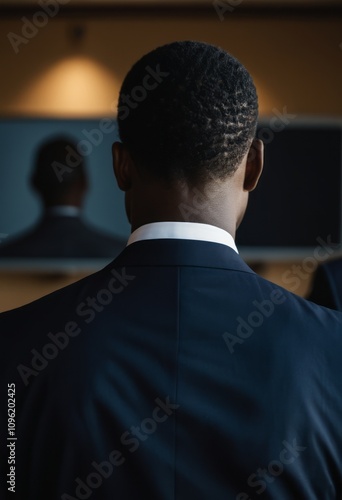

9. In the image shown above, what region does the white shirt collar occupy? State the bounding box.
[46,206,81,217]
[127,222,238,253]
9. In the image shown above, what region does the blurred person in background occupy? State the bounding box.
[0,136,125,259]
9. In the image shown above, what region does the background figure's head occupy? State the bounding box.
[31,136,87,209]
[113,40,263,234]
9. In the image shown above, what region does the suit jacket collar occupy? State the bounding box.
[109,238,254,274]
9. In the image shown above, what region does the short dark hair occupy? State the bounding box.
[32,136,86,204]
[117,40,258,184]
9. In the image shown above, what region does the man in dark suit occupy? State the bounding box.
[0,137,125,258]
[1,41,342,500]
[308,258,342,311]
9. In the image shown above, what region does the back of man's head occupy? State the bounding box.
[118,40,258,185]
[32,136,86,207]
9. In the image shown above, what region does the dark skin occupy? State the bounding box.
[112,138,264,239]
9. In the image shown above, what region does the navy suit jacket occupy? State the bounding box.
[308,258,342,311]
[0,214,125,258]
[1,239,342,499]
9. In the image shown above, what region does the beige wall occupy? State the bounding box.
[0,12,341,310]
[0,15,341,116]
[0,271,89,313]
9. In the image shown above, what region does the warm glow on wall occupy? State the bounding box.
[252,77,276,117]
[11,57,120,117]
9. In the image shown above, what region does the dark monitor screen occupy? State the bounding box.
[236,119,342,259]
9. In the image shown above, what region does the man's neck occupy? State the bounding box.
[129,180,239,238]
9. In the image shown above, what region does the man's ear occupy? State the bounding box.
[112,142,132,191]
[243,138,264,192]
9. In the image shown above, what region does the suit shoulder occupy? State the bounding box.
[251,271,342,323]
[0,228,37,256]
